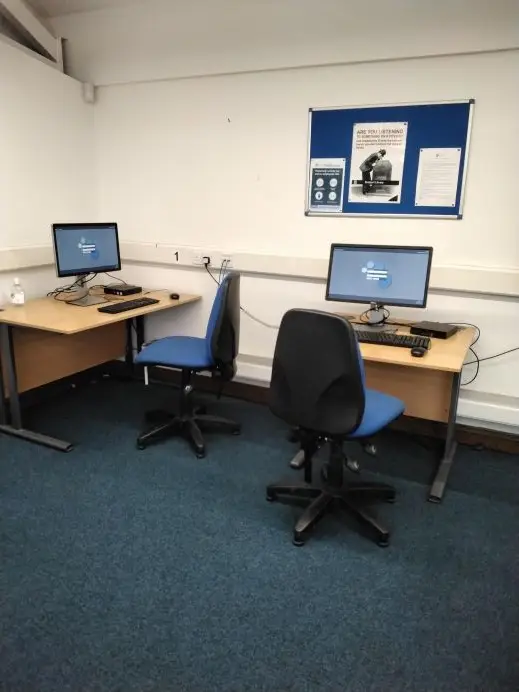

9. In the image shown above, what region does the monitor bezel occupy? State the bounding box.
[52,222,122,278]
[325,243,434,309]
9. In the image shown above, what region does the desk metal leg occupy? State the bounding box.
[135,316,145,353]
[125,317,145,370]
[0,337,6,426]
[0,324,73,452]
[125,321,134,369]
[428,371,461,503]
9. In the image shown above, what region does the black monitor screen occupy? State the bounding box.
[326,244,433,308]
[52,223,121,277]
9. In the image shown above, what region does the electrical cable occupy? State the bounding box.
[358,305,391,325]
[47,273,98,302]
[355,306,411,329]
[462,346,480,386]
[105,272,127,284]
[218,259,227,284]
[456,322,519,385]
[452,322,480,346]
[203,266,519,371]
[204,261,279,330]
[465,346,519,366]
[452,322,480,386]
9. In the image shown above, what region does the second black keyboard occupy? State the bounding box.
[355,330,431,350]
[98,297,160,314]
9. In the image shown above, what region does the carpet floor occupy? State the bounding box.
[1,380,518,691]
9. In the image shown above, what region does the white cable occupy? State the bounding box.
[240,306,279,330]
[207,260,280,331]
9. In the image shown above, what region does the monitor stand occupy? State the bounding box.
[67,275,106,307]
[351,302,396,333]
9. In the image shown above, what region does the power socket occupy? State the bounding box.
[192,253,211,266]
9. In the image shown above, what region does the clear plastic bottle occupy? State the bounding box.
[10,277,25,307]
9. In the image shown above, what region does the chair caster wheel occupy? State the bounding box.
[266,492,277,502]
[196,451,206,459]
[232,428,241,436]
[136,442,146,450]
[293,534,305,547]
[377,537,390,548]
[385,497,396,504]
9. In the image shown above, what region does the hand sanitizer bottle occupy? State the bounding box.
[10,277,25,306]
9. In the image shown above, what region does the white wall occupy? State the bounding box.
[94,52,518,268]
[5,1,519,431]
[91,49,519,429]
[50,0,519,86]
[0,39,94,249]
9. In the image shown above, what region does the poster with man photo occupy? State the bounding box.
[348,122,408,203]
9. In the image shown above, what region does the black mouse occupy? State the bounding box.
[170,293,180,300]
[411,346,427,358]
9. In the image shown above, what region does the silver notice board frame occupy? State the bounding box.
[305,99,474,220]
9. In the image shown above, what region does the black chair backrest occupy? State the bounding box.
[207,272,240,380]
[269,309,365,436]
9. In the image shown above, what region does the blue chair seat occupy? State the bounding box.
[135,336,214,370]
[349,389,405,439]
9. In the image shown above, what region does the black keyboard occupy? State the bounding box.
[355,330,431,350]
[98,297,160,314]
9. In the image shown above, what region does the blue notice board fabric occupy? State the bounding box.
[307,101,473,218]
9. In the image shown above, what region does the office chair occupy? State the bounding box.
[135,272,241,458]
[266,309,405,547]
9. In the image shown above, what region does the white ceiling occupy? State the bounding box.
[26,0,137,18]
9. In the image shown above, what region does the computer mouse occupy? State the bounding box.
[411,346,427,358]
[170,293,180,300]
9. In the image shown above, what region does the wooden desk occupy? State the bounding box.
[0,290,200,452]
[348,318,474,503]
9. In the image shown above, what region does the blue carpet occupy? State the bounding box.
[1,381,519,691]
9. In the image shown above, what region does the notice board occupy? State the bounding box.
[306,100,474,219]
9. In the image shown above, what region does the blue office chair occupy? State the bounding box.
[266,309,405,547]
[135,272,241,458]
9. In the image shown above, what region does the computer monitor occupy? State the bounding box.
[326,244,433,326]
[52,222,121,306]
[52,222,121,277]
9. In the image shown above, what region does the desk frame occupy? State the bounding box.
[0,315,145,452]
[428,370,461,503]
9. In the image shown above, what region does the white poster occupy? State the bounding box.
[308,158,346,212]
[348,122,408,204]
[415,147,462,207]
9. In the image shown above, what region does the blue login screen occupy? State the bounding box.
[327,246,431,306]
[54,224,120,275]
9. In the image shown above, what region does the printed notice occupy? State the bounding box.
[308,158,346,212]
[348,122,407,204]
[415,148,462,207]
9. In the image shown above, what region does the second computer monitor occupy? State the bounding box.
[326,244,433,310]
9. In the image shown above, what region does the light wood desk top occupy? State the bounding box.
[0,290,201,335]
[339,316,474,373]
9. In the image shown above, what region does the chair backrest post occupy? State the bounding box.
[206,272,241,380]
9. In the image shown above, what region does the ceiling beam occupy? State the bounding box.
[0,0,62,66]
